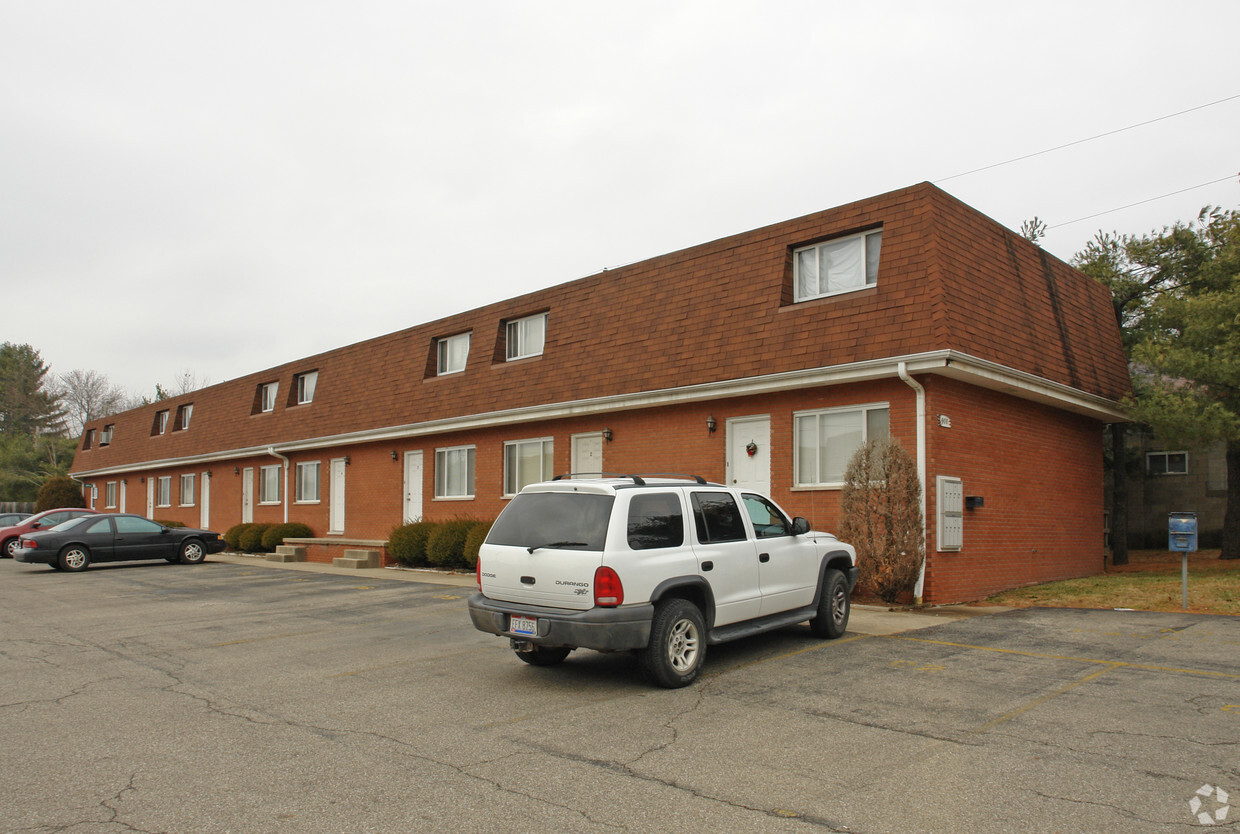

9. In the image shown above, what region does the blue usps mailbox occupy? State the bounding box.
[1169,512,1197,609]
[1168,512,1198,552]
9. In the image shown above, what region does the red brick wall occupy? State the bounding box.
[922,376,1106,602]
[78,375,1107,602]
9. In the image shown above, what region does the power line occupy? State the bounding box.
[1046,174,1238,229]
[934,93,1240,184]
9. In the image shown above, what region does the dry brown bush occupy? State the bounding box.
[839,438,925,604]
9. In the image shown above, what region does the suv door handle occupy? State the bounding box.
[758,553,770,562]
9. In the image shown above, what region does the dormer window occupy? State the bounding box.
[174,404,193,431]
[100,424,114,446]
[83,428,96,449]
[437,332,471,375]
[152,410,169,436]
[294,371,318,405]
[261,382,278,412]
[506,313,546,360]
[793,229,882,302]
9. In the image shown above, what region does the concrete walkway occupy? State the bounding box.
[206,551,1005,634]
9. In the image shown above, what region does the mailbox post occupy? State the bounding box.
[1168,512,1198,609]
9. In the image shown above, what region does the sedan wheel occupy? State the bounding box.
[3,537,18,558]
[59,546,91,572]
[179,539,206,564]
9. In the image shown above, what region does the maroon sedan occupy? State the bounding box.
[1,507,98,558]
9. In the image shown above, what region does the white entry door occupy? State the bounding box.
[200,471,211,529]
[571,432,604,478]
[146,477,155,519]
[241,467,254,523]
[329,458,347,534]
[403,451,424,522]
[119,480,127,513]
[727,416,771,495]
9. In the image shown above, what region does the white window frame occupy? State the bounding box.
[437,332,471,376]
[261,382,279,412]
[295,371,318,405]
[435,446,476,500]
[295,461,321,503]
[506,313,547,361]
[155,411,168,435]
[793,229,882,302]
[176,404,193,431]
[1147,451,1188,476]
[793,403,890,488]
[180,473,195,507]
[259,464,282,504]
[156,476,172,508]
[84,428,96,449]
[100,425,114,446]
[105,481,117,509]
[504,437,554,497]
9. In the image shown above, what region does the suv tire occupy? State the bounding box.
[514,646,572,666]
[639,598,705,688]
[809,567,850,639]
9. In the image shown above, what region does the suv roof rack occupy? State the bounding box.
[552,472,713,486]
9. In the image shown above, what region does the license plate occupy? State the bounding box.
[509,615,537,636]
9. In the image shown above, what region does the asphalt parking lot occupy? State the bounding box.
[1,557,1237,833]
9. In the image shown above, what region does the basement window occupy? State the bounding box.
[1147,451,1188,476]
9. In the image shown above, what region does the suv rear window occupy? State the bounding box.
[486,492,613,551]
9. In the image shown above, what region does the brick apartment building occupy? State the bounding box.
[70,183,1130,603]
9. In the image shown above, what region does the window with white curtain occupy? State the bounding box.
[794,229,882,301]
[437,332,471,375]
[504,438,554,496]
[435,446,476,499]
[506,313,547,360]
[295,371,318,405]
[259,464,281,504]
[156,476,172,507]
[794,405,890,487]
[180,473,195,506]
[296,461,320,502]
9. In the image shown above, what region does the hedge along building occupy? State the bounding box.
[70,183,1130,603]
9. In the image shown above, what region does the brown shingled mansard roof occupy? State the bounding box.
[72,182,1130,477]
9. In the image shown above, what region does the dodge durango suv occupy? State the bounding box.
[468,475,858,687]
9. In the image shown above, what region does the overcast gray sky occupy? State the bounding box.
[3,1,1238,400]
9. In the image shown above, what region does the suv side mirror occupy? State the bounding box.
[791,517,810,536]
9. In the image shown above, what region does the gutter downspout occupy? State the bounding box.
[264,448,287,520]
[898,362,927,604]
[67,473,92,510]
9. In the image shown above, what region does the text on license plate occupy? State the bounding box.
[509,615,537,636]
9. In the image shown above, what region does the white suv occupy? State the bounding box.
[468,475,858,687]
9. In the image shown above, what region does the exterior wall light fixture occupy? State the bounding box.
[391,450,398,461]
[602,428,613,442]
[706,416,717,434]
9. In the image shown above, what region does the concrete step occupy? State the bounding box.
[269,545,307,563]
[333,549,380,569]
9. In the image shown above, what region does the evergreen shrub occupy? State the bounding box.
[261,522,313,551]
[238,523,274,553]
[223,523,252,551]
[388,521,438,567]
[426,519,477,568]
